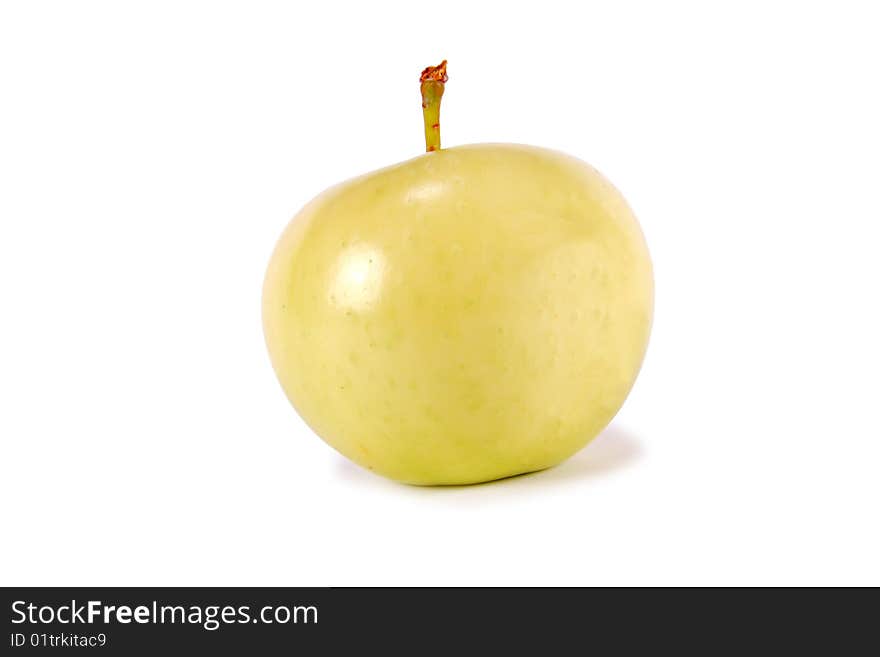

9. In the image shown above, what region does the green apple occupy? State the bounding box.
[263,62,653,485]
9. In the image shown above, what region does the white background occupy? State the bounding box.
[2,1,878,586]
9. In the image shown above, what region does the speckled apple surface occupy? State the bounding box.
[263,144,653,485]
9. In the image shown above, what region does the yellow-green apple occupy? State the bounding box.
[263,62,653,484]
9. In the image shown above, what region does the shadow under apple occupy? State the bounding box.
[335,423,643,489]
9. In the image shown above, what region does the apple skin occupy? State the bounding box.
[263,144,653,485]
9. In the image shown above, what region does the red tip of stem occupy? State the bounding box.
[420,60,448,83]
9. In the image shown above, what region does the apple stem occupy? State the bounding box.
[420,60,447,153]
